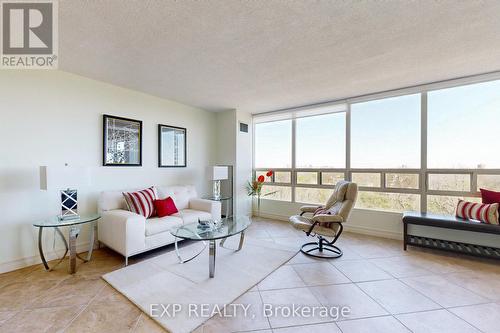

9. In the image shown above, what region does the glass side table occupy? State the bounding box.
[203,195,232,218]
[33,213,100,274]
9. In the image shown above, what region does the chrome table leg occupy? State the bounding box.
[175,236,207,264]
[220,231,245,252]
[69,226,78,274]
[76,221,96,262]
[209,240,216,278]
[38,227,68,271]
[237,231,245,251]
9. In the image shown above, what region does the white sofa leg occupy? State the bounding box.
[125,256,128,266]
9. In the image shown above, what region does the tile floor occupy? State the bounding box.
[1,218,500,332]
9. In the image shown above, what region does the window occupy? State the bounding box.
[351,173,381,187]
[427,195,480,215]
[295,188,333,205]
[351,94,420,168]
[253,76,500,214]
[386,173,419,189]
[296,113,345,168]
[296,172,318,185]
[477,175,500,192]
[321,172,345,185]
[261,185,292,202]
[357,192,420,213]
[275,171,292,183]
[428,80,500,169]
[428,174,470,192]
[254,120,292,168]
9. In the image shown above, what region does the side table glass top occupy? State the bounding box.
[33,213,101,227]
[171,215,250,241]
[203,195,232,201]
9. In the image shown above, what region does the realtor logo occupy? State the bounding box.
[1,0,58,69]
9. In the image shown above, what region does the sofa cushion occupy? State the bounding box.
[156,185,197,210]
[174,209,212,224]
[145,215,183,236]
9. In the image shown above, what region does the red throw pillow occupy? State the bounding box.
[154,197,178,217]
[480,188,500,205]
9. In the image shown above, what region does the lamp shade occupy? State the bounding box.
[209,166,228,181]
[39,165,91,190]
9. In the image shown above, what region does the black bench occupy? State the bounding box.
[402,211,500,259]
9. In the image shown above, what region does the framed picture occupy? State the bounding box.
[158,124,187,167]
[103,115,142,166]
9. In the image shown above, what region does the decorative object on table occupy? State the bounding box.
[246,170,276,216]
[158,124,187,167]
[122,187,158,218]
[103,114,142,166]
[197,218,221,231]
[39,165,91,221]
[33,213,100,274]
[209,166,228,200]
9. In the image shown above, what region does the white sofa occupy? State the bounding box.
[98,185,221,265]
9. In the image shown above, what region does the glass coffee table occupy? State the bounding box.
[171,216,251,278]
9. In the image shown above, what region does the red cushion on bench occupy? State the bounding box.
[480,188,500,205]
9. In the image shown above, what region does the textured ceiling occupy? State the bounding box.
[59,0,500,113]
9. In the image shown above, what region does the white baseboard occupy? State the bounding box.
[343,224,402,241]
[0,242,91,274]
[254,211,289,222]
[254,211,402,241]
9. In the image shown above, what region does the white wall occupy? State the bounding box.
[235,111,253,217]
[214,110,253,217]
[0,70,217,272]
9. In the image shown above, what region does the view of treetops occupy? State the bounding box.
[254,79,500,214]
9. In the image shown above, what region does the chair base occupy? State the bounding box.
[300,241,343,259]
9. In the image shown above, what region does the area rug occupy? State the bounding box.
[102,237,297,333]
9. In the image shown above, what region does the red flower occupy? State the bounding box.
[266,170,274,177]
[257,175,265,183]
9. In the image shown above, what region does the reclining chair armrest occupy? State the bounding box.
[300,205,322,215]
[189,198,221,220]
[98,209,146,257]
[311,214,344,224]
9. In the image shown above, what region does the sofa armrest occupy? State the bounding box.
[312,214,344,224]
[189,198,221,220]
[300,205,321,213]
[98,209,146,257]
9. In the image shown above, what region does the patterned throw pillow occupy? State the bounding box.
[123,187,157,218]
[456,200,499,225]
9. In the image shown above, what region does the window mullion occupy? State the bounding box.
[421,92,428,212]
[291,118,296,203]
[346,104,351,180]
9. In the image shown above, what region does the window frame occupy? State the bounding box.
[253,74,500,213]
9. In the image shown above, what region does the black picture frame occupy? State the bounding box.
[103,114,142,166]
[158,124,187,168]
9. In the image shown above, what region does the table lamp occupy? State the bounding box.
[210,166,228,200]
[39,165,90,221]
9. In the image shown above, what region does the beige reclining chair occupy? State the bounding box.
[289,181,357,258]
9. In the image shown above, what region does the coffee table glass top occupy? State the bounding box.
[171,215,251,241]
[33,213,101,228]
